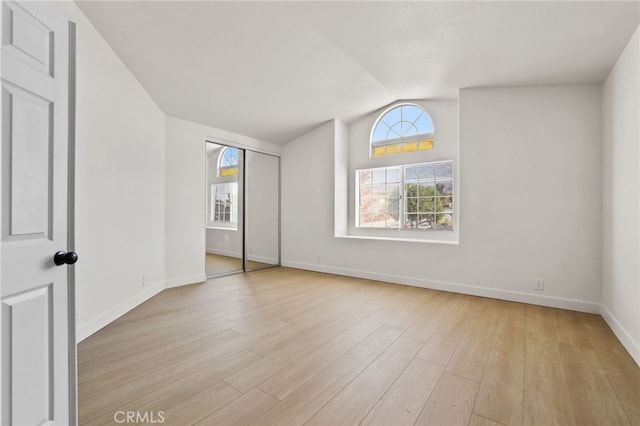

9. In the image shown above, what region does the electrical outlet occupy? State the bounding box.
[316,254,322,263]
[534,278,544,291]
[142,275,146,288]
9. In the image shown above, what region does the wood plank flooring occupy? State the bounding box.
[78,267,640,426]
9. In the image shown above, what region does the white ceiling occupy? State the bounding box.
[76,1,639,144]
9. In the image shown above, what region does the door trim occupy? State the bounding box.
[67,20,77,426]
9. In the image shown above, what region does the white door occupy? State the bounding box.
[1,1,75,425]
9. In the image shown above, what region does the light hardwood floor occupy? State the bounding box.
[78,267,640,426]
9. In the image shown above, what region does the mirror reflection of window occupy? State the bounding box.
[205,143,244,277]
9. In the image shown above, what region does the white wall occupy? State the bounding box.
[602,27,640,365]
[206,228,243,258]
[165,116,280,287]
[49,2,167,341]
[282,86,602,313]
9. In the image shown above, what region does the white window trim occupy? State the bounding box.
[207,182,238,231]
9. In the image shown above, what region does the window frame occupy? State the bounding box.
[207,147,240,231]
[369,103,435,158]
[209,182,238,229]
[218,146,240,178]
[355,159,454,232]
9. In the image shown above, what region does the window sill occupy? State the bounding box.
[206,226,238,231]
[335,233,459,245]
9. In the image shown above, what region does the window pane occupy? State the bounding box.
[372,125,388,143]
[406,198,418,213]
[401,121,418,137]
[405,166,418,181]
[419,139,434,151]
[415,113,434,134]
[419,197,436,213]
[383,107,401,126]
[388,123,403,139]
[439,196,453,211]
[373,184,386,195]
[418,164,434,179]
[359,214,372,227]
[387,168,400,183]
[386,213,400,228]
[405,214,418,229]
[386,197,399,213]
[435,161,453,179]
[359,183,372,199]
[386,183,400,197]
[436,180,453,195]
[436,213,453,229]
[405,182,418,198]
[418,181,436,196]
[373,146,386,157]
[402,141,418,152]
[359,170,372,185]
[359,198,371,214]
[369,202,381,215]
[418,213,435,229]
[401,105,423,123]
[386,144,402,155]
[372,169,386,183]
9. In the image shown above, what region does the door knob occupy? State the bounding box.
[54,251,78,266]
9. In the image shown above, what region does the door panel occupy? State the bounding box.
[205,143,244,277]
[2,82,53,240]
[2,284,53,425]
[244,151,279,271]
[2,0,53,76]
[1,1,73,425]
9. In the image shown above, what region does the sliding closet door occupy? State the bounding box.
[245,151,280,271]
[205,143,244,277]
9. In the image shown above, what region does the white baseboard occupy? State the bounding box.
[600,304,640,367]
[165,273,207,289]
[281,260,601,314]
[76,281,164,342]
[207,248,277,265]
[206,248,242,258]
[248,254,279,264]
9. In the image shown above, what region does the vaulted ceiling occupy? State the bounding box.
[76,1,639,144]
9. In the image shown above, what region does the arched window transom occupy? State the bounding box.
[371,104,434,157]
[218,147,239,177]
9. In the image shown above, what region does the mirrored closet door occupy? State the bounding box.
[205,142,280,278]
[205,142,244,277]
[245,151,280,271]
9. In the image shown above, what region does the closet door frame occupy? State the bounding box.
[204,138,281,277]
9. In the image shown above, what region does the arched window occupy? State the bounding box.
[370,104,434,157]
[218,147,239,177]
[211,146,240,226]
